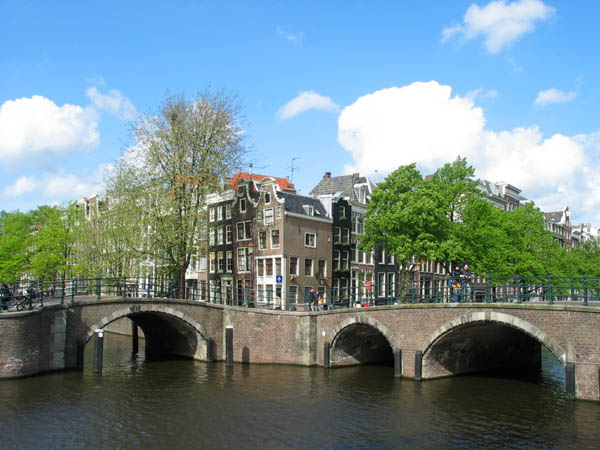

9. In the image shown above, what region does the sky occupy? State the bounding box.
[1,0,599,225]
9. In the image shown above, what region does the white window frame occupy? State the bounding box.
[264,208,274,225]
[271,229,280,248]
[305,232,316,248]
[259,231,267,250]
[304,258,313,277]
[240,198,246,213]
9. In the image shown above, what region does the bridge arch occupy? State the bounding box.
[421,311,567,379]
[83,304,211,361]
[329,315,397,366]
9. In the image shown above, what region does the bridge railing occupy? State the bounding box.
[2,275,600,312]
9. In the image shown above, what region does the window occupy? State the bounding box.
[387,273,395,297]
[276,206,281,218]
[209,252,216,273]
[264,208,274,225]
[264,192,271,204]
[259,231,267,250]
[199,256,207,272]
[226,225,232,243]
[304,258,313,276]
[333,227,341,243]
[257,259,264,277]
[303,205,314,216]
[379,249,385,264]
[256,209,262,221]
[209,207,216,222]
[305,232,316,248]
[333,250,340,270]
[266,258,273,276]
[271,229,280,248]
[288,285,298,304]
[318,259,326,278]
[209,228,216,245]
[378,272,386,297]
[217,227,224,245]
[275,257,282,275]
[225,204,232,219]
[289,256,298,275]
[338,205,346,218]
[342,228,350,244]
[352,212,364,234]
[237,221,251,240]
[237,248,250,272]
[217,206,223,221]
[342,251,349,269]
[218,251,225,272]
[226,251,233,272]
[240,198,246,212]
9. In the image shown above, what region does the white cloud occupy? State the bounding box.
[534,88,576,106]
[2,163,112,203]
[276,26,302,46]
[337,80,600,224]
[0,95,99,169]
[86,86,137,121]
[442,0,555,53]
[277,91,339,120]
[466,88,500,101]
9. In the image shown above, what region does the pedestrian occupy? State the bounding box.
[460,264,472,302]
[305,288,317,311]
[451,265,462,303]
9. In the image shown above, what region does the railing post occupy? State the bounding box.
[71,279,76,304]
[548,274,554,305]
[61,279,65,304]
[39,283,44,308]
[486,276,492,303]
[97,277,101,301]
[584,277,589,307]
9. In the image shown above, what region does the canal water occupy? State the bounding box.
[1,333,600,449]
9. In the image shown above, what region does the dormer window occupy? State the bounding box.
[303,205,314,216]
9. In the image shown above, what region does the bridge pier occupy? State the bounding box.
[571,362,600,401]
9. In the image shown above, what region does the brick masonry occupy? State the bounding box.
[1,300,600,400]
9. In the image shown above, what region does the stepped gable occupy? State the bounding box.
[276,191,329,218]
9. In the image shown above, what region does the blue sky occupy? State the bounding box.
[1,0,599,225]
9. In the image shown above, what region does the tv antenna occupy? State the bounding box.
[289,157,301,184]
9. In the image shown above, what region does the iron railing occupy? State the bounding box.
[1,275,599,313]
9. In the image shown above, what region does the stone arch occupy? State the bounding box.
[422,310,566,366]
[83,304,210,361]
[329,315,397,366]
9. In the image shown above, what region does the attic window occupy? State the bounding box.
[303,205,314,216]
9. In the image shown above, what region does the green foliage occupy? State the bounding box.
[0,211,33,281]
[361,158,479,271]
[105,89,247,292]
[362,157,571,277]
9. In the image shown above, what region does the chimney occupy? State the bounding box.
[324,172,331,178]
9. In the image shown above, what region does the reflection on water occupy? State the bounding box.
[1,333,599,449]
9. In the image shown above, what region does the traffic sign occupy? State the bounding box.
[276,275,283,283]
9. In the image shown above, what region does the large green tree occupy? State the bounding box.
[106,90,247,295]
[361,158,479,272]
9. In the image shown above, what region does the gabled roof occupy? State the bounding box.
[309,172,374,202]
[228,172,296,192]
[276,191,329,218]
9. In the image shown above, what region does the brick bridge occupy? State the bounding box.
[1,298,599,401]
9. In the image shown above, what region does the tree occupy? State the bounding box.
[0,211,33,282]
[28,205,78,280]
[361,158,479,272]
[106,90,247,296]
